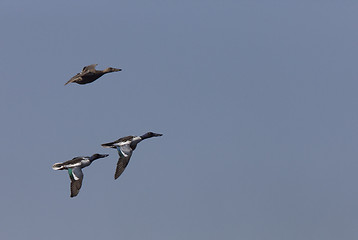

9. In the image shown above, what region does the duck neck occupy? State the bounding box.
[140,133,152,140]
[103,68,114,73]
[89,155,99,162]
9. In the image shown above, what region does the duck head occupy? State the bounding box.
[104,67,122,73]
[140,132,163,139]
[90,153,109,161]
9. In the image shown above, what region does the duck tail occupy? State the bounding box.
[101,143,115,148]
[52,162,65,170]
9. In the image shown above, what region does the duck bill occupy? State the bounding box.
[153,133,163,137]
[99,154,109,158]
[113,68,122,72]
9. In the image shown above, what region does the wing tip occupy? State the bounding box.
[64,80,72,86]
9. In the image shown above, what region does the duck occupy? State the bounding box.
[65,64,122,85]
[52,153,109,197]
[101,132,163,180]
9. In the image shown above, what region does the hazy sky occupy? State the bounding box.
[1,1,358,239]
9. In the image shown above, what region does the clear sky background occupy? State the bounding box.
[0,1,357,239]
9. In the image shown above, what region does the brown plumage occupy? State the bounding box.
[65,64,122,85]
[114,155,131,179]
[70,174,83,198]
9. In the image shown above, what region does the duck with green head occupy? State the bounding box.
[101,132,163,180]
[52,153,109,197]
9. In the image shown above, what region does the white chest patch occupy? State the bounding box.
[81,159,91,167]
[117,140,131,146]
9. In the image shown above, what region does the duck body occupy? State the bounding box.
[65,64,122,85]
[52,153,109,197]
[101,132,162,179]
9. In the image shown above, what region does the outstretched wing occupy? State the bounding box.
[64,64,97,85]
[68,167,84,198]
[114,144,133,179]
[115,155,132,179]
[65,73,82,85]
[82,64,98,72]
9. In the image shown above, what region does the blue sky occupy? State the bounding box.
[0,1,358,239]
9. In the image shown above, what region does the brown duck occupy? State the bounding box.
[65,64,122,85]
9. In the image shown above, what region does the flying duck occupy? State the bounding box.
[101,132,163,180]
[52,153,109,197]
[65,64,122,85]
